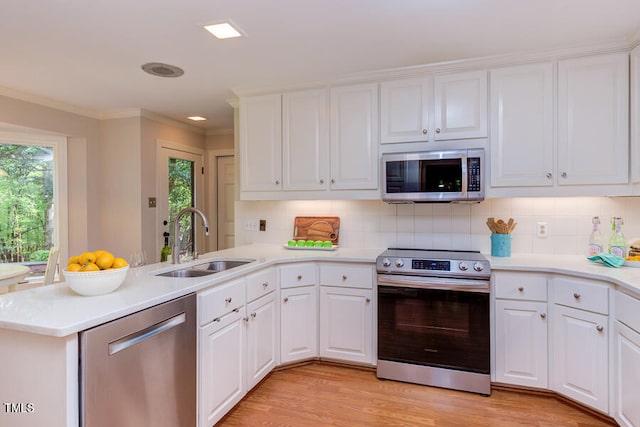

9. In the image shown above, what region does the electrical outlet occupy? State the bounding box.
[536,222,548,238]
[259,219,266,231]
[243,219,259,232]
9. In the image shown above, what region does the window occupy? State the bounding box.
[0,132,67,281]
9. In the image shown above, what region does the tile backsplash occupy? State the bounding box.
[235,197,640,255]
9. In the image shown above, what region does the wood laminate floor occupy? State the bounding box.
[218,363,616,427]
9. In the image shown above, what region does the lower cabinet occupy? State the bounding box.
[552,304,609,413]
[280,285,318,364]
[319,286,373,364]
[198,309,245,427]
[614,291,640,427]
[245,291,279,390]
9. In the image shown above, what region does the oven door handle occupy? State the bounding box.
[377,274,490,293]
[378,286,419,297]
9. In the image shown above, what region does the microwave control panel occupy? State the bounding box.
[468,157,481,192]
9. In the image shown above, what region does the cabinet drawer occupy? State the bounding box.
[247,267,278,302]
[319,263,373,289]
[198,279,245,326]
[280,263,317,288]
[616,291,640,333]
[552,276,609,315]
[494,272,547,301]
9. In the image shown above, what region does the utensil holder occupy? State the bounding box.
[491,233,511,257]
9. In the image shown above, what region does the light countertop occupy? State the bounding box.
[1,244,639,338]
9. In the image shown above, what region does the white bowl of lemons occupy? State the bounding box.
[64,251,129,296]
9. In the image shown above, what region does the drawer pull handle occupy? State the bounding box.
[243,317,249,322]
[596,325,604,332]
[251,312,257,318]
[342,275,348,280]
[573,293,581,300]
[225,297,232,304]
[297,275,302,280]
[517,286,524,292]
[283,297,289,303]
[233,308,240,313]
[540,313,546,319]
[262,282,269,288]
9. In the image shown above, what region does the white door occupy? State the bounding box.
[281,286,318,363]
[245,292,278,390]
[217,156,235,250]
[156,144,205,263]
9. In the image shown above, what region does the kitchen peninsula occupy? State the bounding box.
[1,244,639,427]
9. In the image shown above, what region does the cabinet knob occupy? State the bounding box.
[573,293,581,300]
[320,179,324,184]
[540,313,547,319]
[275,179,280,185]
[283,297,289,303]
[422,129,428,135]
[366,298,371,303]
[243,317,249,322]
[225,297,232,304]
[342,275,348,280]
[251,312,257,318]
[214,317,221,323]
[435,128,441,134]
[262,282,269,288]
[561,172,568,178]
[233,308,240,313]
[331,179,335,184]
[297,275,302,280]
[596,325,604,332]
[517,286,524,292]
[546,173,552,179]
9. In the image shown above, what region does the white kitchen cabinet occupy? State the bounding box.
[329,83,378,190]
[552,304,609,413]
[239,94,282,192]
[319,286,373,365]
[489,63,554,187]
[614,291,640,427]
[557,53,629,186]
[433,70,488,140]
[380,70,487,144]
[198,309,245,427]
[631,45,640,184]
[282,89,329,191]
[280,285,318,364]
[493,271,548,389]
[380,77,432,144]
[245,290,279,390]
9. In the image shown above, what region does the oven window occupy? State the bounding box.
[385,158,462,193]
[378,286,489,374]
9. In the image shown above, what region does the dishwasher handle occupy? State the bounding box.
[108,312,186,356]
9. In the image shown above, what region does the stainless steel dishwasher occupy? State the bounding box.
[80,294,196,427]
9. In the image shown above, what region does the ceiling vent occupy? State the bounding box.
[141,62,184,78]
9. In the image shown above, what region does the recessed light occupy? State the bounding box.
[187,116,207,121]
[141,62,184,78]
[204,21,244,39]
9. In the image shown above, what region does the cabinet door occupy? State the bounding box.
[329,83,378,190]
[552,304,609,413]
[380,77,431,144]
[631,45,640,184]
[494,300,548,388]
[198,310,245,427]
[282,89,329,191]
[614,321,640,427]
[490,63,554,187]
[558,53,629,185]
[434,70,488,140]
[319,286,373,364]
[245,292,278,390]
[280,286,318,363]
[239,94,282,192]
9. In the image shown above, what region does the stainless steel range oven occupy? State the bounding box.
[376,248,491,395]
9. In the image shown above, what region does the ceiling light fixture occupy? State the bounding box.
[204,21,244,39]
[141,62,184,78]
[187,116,207,121]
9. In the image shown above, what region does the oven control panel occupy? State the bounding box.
[377,250,491,278]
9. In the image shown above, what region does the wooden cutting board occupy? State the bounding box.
[293,216,340,244]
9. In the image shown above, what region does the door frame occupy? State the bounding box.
[156,140,206,258]
[207,149,234,251]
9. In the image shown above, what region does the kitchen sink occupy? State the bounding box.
[155,258,255,278]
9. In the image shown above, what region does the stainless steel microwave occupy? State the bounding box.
[381,149,485,203]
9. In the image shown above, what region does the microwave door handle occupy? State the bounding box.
[461,154,468,198]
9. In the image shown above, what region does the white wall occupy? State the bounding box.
[235,196,640,255]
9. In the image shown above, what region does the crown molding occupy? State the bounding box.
[233,38,633,96]
[226,98,239,109]
[139,109,206,135]
[205,128,233,136]
[0,85,102,119]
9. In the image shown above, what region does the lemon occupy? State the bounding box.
[93,249,107,260]
[80,262,100,272]
[112,257,128,269]
[67,263,82,272]
[68,255,80,266]
[79,251,96,265]
[96,252,115,270]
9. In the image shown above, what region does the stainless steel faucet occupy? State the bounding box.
[172,207,209,264]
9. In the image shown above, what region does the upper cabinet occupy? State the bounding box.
[631,45,640,184]
[239,94,282,192]
[380,70,487,144]
[490,63,554,187]
[557,53,629,186]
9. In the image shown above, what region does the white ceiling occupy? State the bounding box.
[1,0,640,132]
